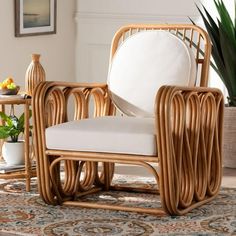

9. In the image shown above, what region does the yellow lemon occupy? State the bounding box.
[1,82,8,89]
[3,77,14,85]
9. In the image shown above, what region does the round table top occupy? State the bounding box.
[0,94,31,104]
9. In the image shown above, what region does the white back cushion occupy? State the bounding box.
[107,31,196,117]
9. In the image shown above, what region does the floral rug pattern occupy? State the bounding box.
[0,176,235,236]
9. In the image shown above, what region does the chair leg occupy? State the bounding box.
[103,162,111,190]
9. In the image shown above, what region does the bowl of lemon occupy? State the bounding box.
[0,77,20,95]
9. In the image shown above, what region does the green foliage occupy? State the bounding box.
[198,0,236,106]
[0,111,32,142]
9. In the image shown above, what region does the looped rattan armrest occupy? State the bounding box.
[32,81,115,204]
[32,81,114,127]
[155,85,224,215]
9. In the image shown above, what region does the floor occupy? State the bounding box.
[0,166,235,236]
[222,167,236,188]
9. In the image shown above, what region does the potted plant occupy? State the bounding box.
[197,0,236,167]
[0,111,32,165]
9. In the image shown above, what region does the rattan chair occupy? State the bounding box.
[32,24,224,216]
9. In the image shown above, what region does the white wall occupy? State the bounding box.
[0,0,204,88]
[77,0,200,16]
[75,0,200,83]
[0,0,76,90]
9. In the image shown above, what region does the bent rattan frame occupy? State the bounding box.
[32,24,224,216]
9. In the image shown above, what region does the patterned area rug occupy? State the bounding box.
[0,176,235,236]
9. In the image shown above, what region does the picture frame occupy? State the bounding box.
[14,0,57,37]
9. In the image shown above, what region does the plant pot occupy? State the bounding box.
[223,107,236,168]
[2,141,25,165]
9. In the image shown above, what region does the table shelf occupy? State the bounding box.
[0,97,34,191]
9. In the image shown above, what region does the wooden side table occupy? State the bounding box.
[0,96,35,191]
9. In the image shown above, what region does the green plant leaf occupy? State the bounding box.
[196,7,227,84]
[219,24,236,105]
[0,112,13,126]
[197,5,223,60]
[188,17,195,25]
[0,126,11,139]
[0,110,32,142]
[0,112,8,121]
[235,0,236,37]
[196,0,236,106]
[214,0,235,43]
[18,114,25,132]
[201,4,220,37]
[18,112,24,125]
[18,110,32,128]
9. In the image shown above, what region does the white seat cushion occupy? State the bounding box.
[46,116,157,156]
[108,30,196,117]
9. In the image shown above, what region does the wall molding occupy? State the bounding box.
[75,11,198,23]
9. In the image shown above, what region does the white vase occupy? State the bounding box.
[2,141,25,165]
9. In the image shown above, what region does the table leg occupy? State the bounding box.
[0,104,5,161]
[24,102,31,192]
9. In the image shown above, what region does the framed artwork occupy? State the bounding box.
[15,0,57,37]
